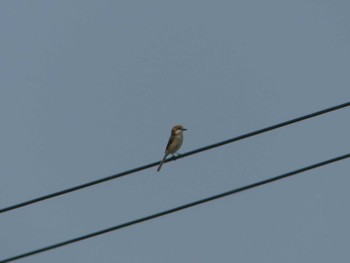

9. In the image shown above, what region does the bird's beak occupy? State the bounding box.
[182,128,187,131]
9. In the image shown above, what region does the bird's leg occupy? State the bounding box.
[172,153,181,160]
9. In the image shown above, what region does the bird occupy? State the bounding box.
[157,125,187,172]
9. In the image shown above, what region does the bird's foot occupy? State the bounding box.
[172,153,181,160]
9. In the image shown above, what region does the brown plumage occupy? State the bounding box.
[157,125,187,172]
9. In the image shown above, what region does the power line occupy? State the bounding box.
[1,101,349,215]
[1,153,349,263]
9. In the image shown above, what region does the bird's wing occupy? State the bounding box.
[165,135,174,153]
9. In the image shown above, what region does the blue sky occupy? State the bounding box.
[1,1,350,262]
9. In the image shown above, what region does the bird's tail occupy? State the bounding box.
[157,154,168,172]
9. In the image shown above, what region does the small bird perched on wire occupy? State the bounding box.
[157,125,187,172]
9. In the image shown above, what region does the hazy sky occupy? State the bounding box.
[1,1,350,262]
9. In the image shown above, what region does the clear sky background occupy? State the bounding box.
[1,1,350,262]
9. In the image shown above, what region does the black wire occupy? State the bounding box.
[1,153,349,263]
[1,101,349,215]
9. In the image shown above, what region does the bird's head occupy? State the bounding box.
[172,125,187,134]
